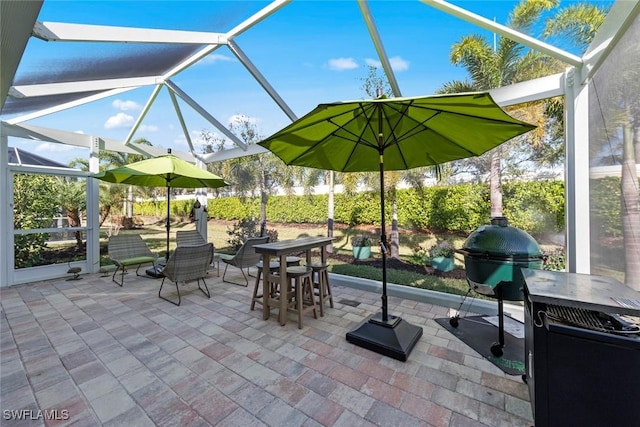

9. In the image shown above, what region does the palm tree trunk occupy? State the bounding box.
[127,185,133,217]
[490,148,503,218]
[260,169,267,237]
[67,209,84,249]
[99,205,111,227]
[621,121,640,291]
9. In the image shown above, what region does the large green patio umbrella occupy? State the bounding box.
[259,92,535,361]
[95,150,228,260]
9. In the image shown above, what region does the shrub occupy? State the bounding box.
[351,235,373,247]
[543,248,566,271]
[226,218,278,250]
[409,245,429,266]
[226,218,260,249]
[428,240,455,258]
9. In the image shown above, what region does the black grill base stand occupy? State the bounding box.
[490,298,506,357]
[346,312,423,362]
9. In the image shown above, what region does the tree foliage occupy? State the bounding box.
[13,174,59,268]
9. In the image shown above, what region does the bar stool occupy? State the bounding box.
[251,257,301,311]
[285,266,317,329]
[251,260,280,311]
[310,262,334,316]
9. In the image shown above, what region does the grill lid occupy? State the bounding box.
[460,217,543,259]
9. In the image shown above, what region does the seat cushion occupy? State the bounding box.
[115,256,156,266]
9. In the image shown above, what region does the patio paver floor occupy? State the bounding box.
[1,268,533,426]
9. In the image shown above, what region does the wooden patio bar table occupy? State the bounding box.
[254,236,334,326]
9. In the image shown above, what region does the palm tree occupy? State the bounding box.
[56,176,86,249]
[438,0,566,218]
[216,117,288,237]
[99,138,154,222]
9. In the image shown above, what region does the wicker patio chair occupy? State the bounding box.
[108,234,158,287]
[221,236,269,287]
[159,243,213,306]
[176,230,218,274]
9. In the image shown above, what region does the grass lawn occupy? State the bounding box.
[100,218,476,297]
[99,217,563,298]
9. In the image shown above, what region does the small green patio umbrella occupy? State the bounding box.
[259,92,535,361]
[95,150,228,260]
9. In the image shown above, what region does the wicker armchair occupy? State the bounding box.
[108,234,157,287]
[221,236,269,286]
[159,243,213,306]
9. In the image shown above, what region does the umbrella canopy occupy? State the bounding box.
[259,92,536,171]
[95,152,228,259]
[259,92,535,361]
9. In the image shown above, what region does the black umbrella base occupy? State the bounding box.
[146,263,165,278]
[346,312,423,362]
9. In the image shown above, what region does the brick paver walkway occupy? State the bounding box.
[1,268,533,426]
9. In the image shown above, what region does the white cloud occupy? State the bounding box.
[112,99,140,111]
[327,57,358,71]
[139,124,159,132]
[104,112,134,129]
[365,56,410,72]
[200,53,235,64]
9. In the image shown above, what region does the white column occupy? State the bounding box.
[0,133,9,287]
[564,67,591,273]
[87,136,101,273]
[195,158,208,241]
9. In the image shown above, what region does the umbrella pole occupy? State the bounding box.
[166,184,170,262]
[345,135,422,362]
[379,154,389,322]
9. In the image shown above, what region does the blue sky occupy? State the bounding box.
[7,0,608,165]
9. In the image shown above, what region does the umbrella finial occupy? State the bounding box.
[168,148,172,154]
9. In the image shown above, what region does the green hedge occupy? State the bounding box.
[503,180,566,235]
[193,180,566,236]
[134,199,200,219]
[131,179,631,239]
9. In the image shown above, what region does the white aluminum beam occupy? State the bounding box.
[227,40,297,121]
[33,21,228,45]
[0,133,9,287]
[9,76,160,98]
[5,86,137,124]
[168,90,197,155]
[489,73,564,107]
[124,84,163,148]
[226,0,292,39]
[564,67,591,273]
[357,0,402,97]
[163,44,225,79]
[201,142,269,163]
[163,0,291,80]
[420,0,583,67]
[164,79,247,150]
[1,122,191,159]
[3,122,95,147]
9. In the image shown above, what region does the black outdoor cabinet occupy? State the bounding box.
[522,269,640,427]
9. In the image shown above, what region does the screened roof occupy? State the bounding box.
[0,0,630,164]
